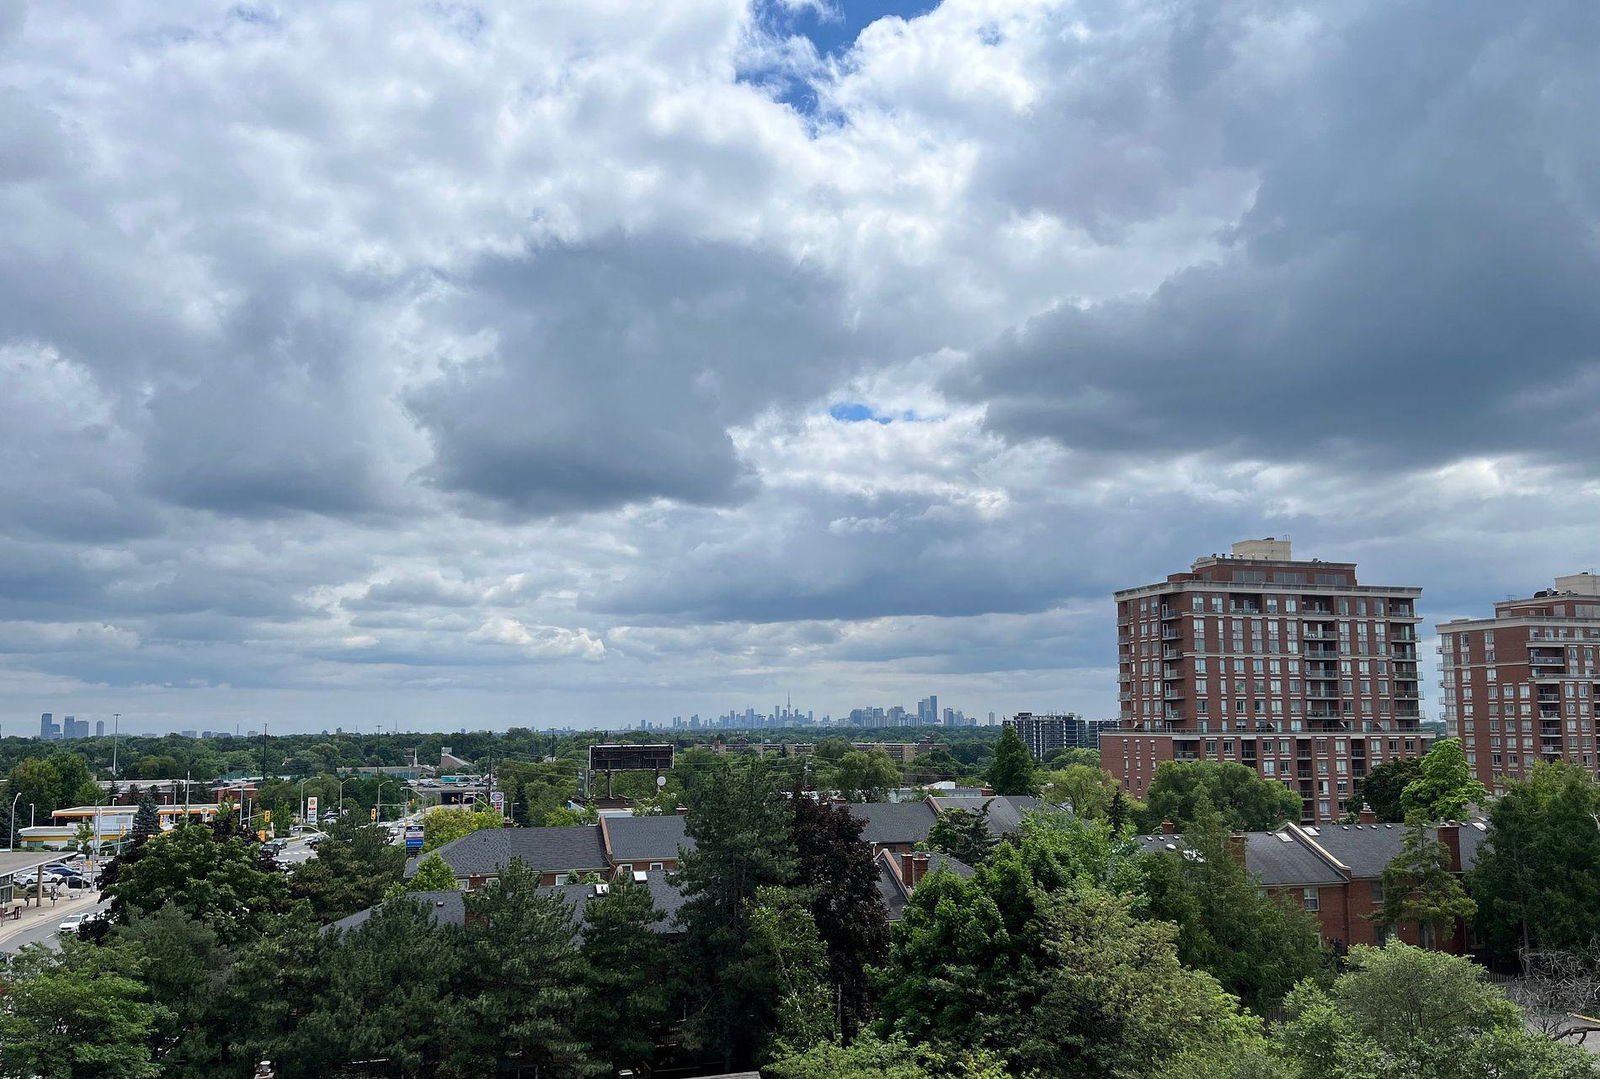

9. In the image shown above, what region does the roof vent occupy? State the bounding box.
[1164,842,1177,850]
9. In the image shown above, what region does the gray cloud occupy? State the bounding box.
[408,236,860,515]
[952,0,1600,469]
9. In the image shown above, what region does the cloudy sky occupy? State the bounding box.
[2,0,1597,735]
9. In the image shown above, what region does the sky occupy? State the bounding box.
[1,0,1597,735]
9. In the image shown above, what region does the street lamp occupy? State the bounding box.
[7,792,20,850]
[112,712,120,779]
[337,777,348,817]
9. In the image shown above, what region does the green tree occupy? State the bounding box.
[1279,943,1599,1079]
[108,907,233,1078]
[790,789,889,1038]
[879,866,1260,1078]
[1467,762,1600,963]
[422,805,504,851]
[1038,763,1118,817]
[1345,755,1424,822]
[446,860,594,1078]
[6,756,67,822]
[1137,760,1301,833]
[985,726,1037,796]
[677,758,798,1069]
[1374,818,1477,948]
[406,851,459,892]
[1141,805,1327,1013]
[925,803,997,866]
[309,897,463,1076]
[1401,739,1488,822]
[740,885,836,1060]
[288,813,406,922]
[829,748,903,802]
[575,876,671,1077]
[767,1034,1018,1079]
[99,822,293,947]
[129,792,161,846]
[0,939,170,1079]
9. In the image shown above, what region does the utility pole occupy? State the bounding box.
[112,713,120,779]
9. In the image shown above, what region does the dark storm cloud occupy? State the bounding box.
[408,235,860,516]
[952,0,1600,468]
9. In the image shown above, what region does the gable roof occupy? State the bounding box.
[415,824,608,879]
[928,795,1044,836]
[326,890,465,935]
[326,872,685,936]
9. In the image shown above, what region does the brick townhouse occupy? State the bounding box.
[1137,814,1488,952]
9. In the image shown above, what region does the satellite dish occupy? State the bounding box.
[656,776,667,788]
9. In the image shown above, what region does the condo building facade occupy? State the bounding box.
[1437,573,1600,792]
[1107,539,1432,822]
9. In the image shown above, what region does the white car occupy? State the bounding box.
[57,913,90,934]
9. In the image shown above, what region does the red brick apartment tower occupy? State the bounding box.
[1107,539,1432,822]
[1437,573,1600,795]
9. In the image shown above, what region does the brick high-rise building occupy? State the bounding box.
[1107,539,1431,822]
[1437,572,1600,793]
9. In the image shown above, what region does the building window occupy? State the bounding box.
[1302,888,1320,912]
[649,862,664,871]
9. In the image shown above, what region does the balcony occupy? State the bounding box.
[1303,645,1340,658]
[1302,630,1338,641]
[1162,647,1182,660]
[1392,628,1418,642]
[1164,689,1185,701]
[1162,629,1181,640]
[1162,666,1182,679]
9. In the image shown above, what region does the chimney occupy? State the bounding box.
[1227,832,1247,867]
[979,787,995,798]
[1358,803,1376,825]
[1161,819,1177,836]
[467,873,487,892]
[901,851,931,889]
[1436,823,1462,872]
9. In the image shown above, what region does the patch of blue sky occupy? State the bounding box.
[739,0,941,117]
[829,401,920,424]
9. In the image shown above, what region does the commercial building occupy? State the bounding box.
[1437,573,1600,792]
[1002,713,1116,759]
[1107,539,1431,822]
[38,713,58,740]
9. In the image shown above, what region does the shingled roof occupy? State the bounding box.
[603,814,696,862]
[411,824,608,879]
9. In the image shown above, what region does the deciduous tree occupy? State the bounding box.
[1401,738,1487,822]
[1137,760,1300,833]
[790,790,889,1037]
[1374,818,1476,947]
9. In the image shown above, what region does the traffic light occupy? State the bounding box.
[370,808,378,821]
[257,830,268,842]
[263,809,272,823]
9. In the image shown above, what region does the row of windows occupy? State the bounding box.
[1131,594,1408,618]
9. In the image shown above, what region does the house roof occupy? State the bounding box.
[928,795,1044,836]
[327,890,465,934]
[546,870,686,929]
[326,871,685,936]
[603,814,696,862]
[849,801,938,845]
[1135,817,1492,887]
[414,825,608,879]
[874,848,977,922]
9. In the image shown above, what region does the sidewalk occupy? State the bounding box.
[0,887,97,948]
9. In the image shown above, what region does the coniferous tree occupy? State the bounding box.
[288,812,405,922]
[677,758,798,1069]
[130,792,161,846]
[446,859,594,1077]
[576,876,672,1076]
[986,726,1038,796]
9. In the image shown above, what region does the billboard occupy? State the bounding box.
[588,743,675,772]
[404,823,424,854]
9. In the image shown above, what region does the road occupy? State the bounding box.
[0,896,111,955]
